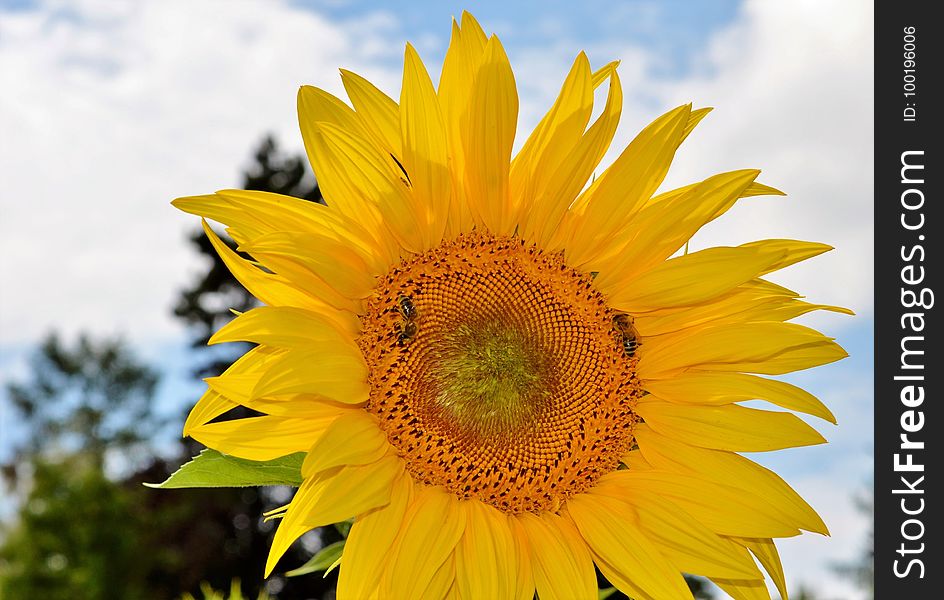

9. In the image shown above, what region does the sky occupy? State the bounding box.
[0,0,873,598]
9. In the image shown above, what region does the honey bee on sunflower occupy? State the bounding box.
[172,11,849,600]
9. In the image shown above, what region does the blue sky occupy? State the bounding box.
[0,0,873,597]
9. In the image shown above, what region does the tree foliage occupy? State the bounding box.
[5,332,159,470]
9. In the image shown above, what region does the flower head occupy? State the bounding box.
[174,12,848,600]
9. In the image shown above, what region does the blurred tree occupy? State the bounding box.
[0,333,165,598]
[0,458,151,599]
[4,332,159,471]
[833,486,874,599]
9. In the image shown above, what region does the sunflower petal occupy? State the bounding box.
[712,578,772,600]
[455,500,518,600]
[240,232,377,300]
[299,456,401,529]
[385,486,465,599]
[265,456,400,576]
[190,416,337,462]
[510,52,593,227]
[516,512,597,600]
[340,68,401,156]
[209,305,359,349]
[604,470,802,538]
[337,472,414,600]
[567,492,693,600]
[635,398,826,452]
[593,473,762,580]
[302,410,389,476]
[252,348,369,405]
[438,14,488,237]
[733,537,789,600]
[183,346,278,435]
[533,66,622,249]
[400,43,450,247]
[639,322,848,378]
[566,104,692,266]
[635,425,828,535]
[645,371,836,423]
[608,245,787,312]
[460,35,518,235]
[197,220,322,310]
[304,119,423,253]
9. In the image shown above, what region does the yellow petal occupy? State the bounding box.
[639,322,848,378]
[712,578,772,600]
[593,474,762,580]
[516,511,597,600]
[385,486,465,599]
[190,416,337,461]
[240,231,377,300]
[566,104,692,266]
[510,52,593,230]
[425,554,456,600]
[400,43,450,247]
[460,35,518,235]
[531,65,622,249]
[184,388,236,438]
[741,239,833,275]
[340,68,401,156]
[301,410,388,476]
[634,279,851,337]
[252,348,369,405]
[601,470,802,538]
[594,169,760,290]
[732,537,789,600]
[455,500,518,600]
[645,371,836,424]
[566,492,693,600]
[299,456,401,529]
[508,515,535,600]
[197,220,323,310]
[438,15,487,238]
[680,106,713,142]
[183,345,279,435]
[608,245,788,312]
[337,472,414,600]
[635,398,826,452]
[298,85,368,141]
[175,189,396,274]
[303,119,422,253]
[621,448,654,471]
[635,425,828,535]
[266,456,400,576]
[209,305,359,350]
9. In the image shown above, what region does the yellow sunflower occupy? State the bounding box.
[173,12,849,600]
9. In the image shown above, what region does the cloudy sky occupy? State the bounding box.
[0,0,873,597]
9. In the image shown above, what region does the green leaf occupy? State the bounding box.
[144,449,305,489]
[334,519,353,538]
[598,588,618,600]
[285,540,345,578]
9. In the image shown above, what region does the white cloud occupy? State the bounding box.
[641,0,873,321]
[0,0,403,344]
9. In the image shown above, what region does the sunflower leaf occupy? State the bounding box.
[285,540,346,577]
[144,449,305,489]
[598,588,618,600]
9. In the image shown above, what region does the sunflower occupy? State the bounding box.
[173,12,849,600]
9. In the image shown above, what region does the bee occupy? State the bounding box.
[395,295,418,345]
[612,313,640,358]
[396,320,418,345]
[397,295,418,321]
